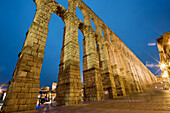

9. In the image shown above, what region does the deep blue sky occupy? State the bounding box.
[0,0,170,88]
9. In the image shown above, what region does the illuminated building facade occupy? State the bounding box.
[156,32,170,80]
[52,82,57,91]
[37,83,57,106]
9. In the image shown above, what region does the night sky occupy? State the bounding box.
[0,0,170,88]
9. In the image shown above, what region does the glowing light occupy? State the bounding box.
[169,62,170,66]
[0,88,2,93]
[162,71,168,78]
[52,86,56,90]
[168,41,170,45]
[160,63,166,69]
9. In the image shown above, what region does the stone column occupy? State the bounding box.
[56,0,82,105]
[129,55,141,92]
[112,44,126,96]
[144,68,155,86]
[95,24,103,38]
[3,1,51,112]
[133,56,146,92]
[135,62,147,91]
[103,27,110,42]
[133,63,144,92]
[124,51,138,93]
[82,14,104,101]
[96,27,117,99]
[105,45,121,98]
[126,62,137,93]
[118,45,132,95]
[148,70,156,83]
[108,35,126,96]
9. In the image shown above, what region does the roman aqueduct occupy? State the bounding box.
[3,0,156,112]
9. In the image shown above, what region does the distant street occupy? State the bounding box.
[37,82,170,113]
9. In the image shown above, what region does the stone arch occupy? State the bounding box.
[3,0,156,112]
[105,43,115,66]
[40,13,65,88]
[2,0,82,112]
[79,22,104,102]
[108,42,127,96]
[102,28,105,38]
[102,26,112,42]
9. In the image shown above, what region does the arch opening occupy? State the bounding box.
[76,7,84,22]
[91,19,96,31]
[102,29,105,38]
[40,13,65,88]
[110,37,113,42]
[78,29,84,83]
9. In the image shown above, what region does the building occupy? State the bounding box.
[52,82,57,91]
[0,86,7,111]
[156,31,170,80]
[37,82,57,106]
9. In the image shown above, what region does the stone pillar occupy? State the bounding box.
[96,27,117,99]
[95,24,103,38]
[133,64,144,92]
[56,0,82,105]
[104,45,120,98]
[148,70,156,83]
[112,45,126,96]
[133,56,146,92]
[82,14,104,101]
[108,35,127,96]
[3,1,51,112]
[103,27,110,42]
[118,46,132,95]
[124,51,138,93]
[144,68,154,86]
[135,62,147,91]
[129,55,141,92]
[146,65,156,84]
